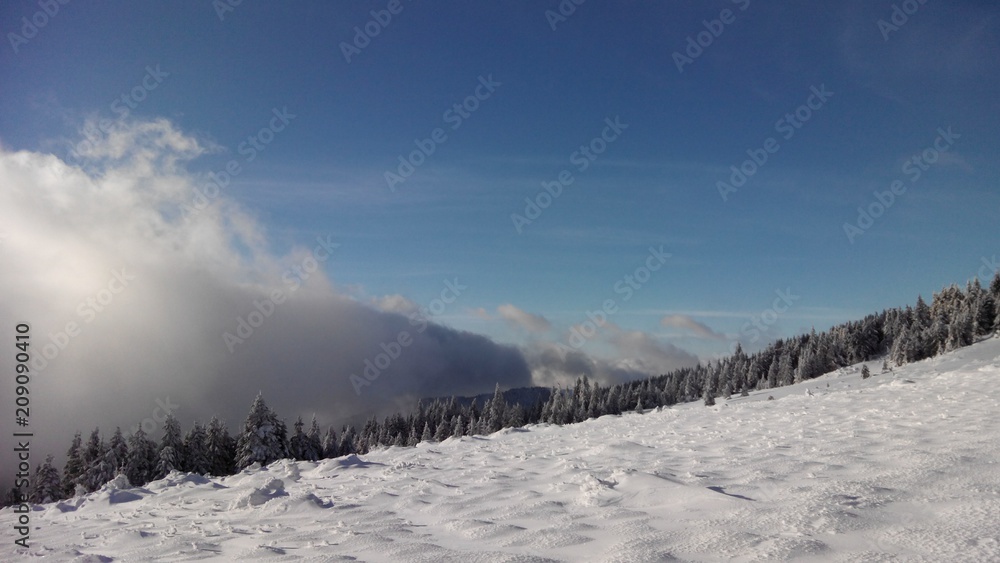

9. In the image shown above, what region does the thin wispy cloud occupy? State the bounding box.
[497,304,552,333]
[659,314,726,340]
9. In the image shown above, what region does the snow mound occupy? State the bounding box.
[228,477,286,509]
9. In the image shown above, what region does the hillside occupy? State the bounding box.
[4,338,1000,562]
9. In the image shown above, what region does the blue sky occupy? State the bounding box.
[2,0,999,365]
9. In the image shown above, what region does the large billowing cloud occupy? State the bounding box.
[0,118,530,483]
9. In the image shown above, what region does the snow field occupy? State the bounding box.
[4,338,1000,562]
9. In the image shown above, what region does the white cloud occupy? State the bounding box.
[659,314,726,340]
[371,294,420,315]
[497,303,552,333]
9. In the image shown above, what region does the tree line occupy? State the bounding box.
[5,273,999,506]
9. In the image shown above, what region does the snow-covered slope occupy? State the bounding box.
[6,339,1000,562]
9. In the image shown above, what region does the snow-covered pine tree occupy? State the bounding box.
[235,393,289,469]
[77,428,108,492]
[338,425,357,456]
[862,365,871,379]
[450,414,464,437]
[159,414,184,472]
[406,424,419,447]
[206,417,236,476]
[975,292,996,336]
[82,428,104,470]
[108,427,128,472]
[30,455,63,504]
[505,403,525,428]
[288,417,308,461]
[84,447,118,491]
[183,422,210,475]
[125,428,158,486]
[420,422,433,442]
[306,416,323,461]
[433,416,451,441]
[62,432,84,497]
[777,351,794,387]
[321,426,338,459]
[702,388,715,407]
[484,383,506,434]
[156,446,180,478]
[766,358,779,389]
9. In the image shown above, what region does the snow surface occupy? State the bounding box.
[5,339,1000,562]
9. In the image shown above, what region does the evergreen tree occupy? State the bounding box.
[505,403,526,428]
[702,388,715,407]
[484,384,506,434]
[420,422,433,442]
[321,426,338,458]
[3,487,24,508]
[914,295,932,330]
[156,445,180,478]
[777,351,794,387]
[236,393,289,469]
[975,293,996,335]
[766,358,779,389]
[862,365,871,379]
[288,417,309,461]
[306,416,324,461]
[433,416,452,441]
[159,414,184,471]
[108,427,129,472]
[338,425,357,456]
[206,417,236,476]
[30,455,63,504]
[451,414,465,437]
[62,432,84,497]
[82,428,104,469]
[183,422,211,475]
[83,448,117,492]
[125,428,158,486]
